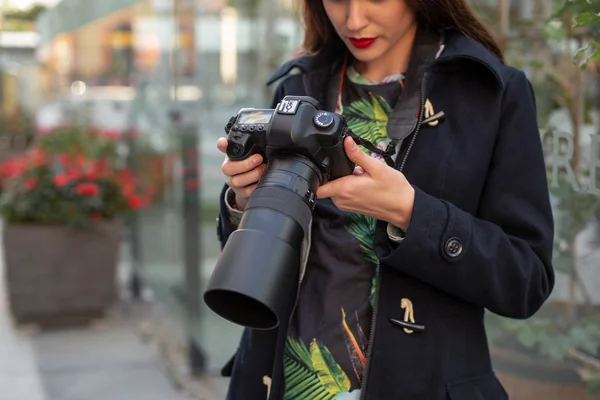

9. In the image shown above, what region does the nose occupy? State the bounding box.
[346,0,368,33]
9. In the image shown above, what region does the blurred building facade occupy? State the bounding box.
[0,31,40,116]
[14,0,600,398]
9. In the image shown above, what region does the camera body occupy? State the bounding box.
[225,96,355,182]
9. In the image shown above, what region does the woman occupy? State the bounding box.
[216,0,555,398]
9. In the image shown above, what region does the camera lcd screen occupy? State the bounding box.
[238,110,273,124]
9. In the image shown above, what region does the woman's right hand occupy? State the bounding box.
[217,137,267,212]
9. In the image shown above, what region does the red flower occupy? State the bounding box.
[85,159,108,180]
[27,148,47,167]
[128,195,146,210]
[74,156,86,167]
[58,154,70,166]
[85,170,100,180]
[117,169,137,196]
[2,158,27,178]
[53,174,70,188]
[101,129,121,141]
[93,159,109,175]
[75,182,99,196]
[117,169,136,183]
[121,183,135,196]
[23,178,37,191]
[67,168,81,180]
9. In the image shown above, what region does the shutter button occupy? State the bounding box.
[445,238,463,258]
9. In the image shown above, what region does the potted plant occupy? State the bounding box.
[0,125,149,326]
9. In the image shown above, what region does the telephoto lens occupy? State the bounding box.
[203,153,321,330]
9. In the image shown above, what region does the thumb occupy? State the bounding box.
[217,137,228,154]
[344,136,381,173]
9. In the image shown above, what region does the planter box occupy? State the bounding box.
[3,221,122,326]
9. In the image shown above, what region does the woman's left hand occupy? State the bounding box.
[316,136,416,231]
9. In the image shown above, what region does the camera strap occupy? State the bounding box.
[343,128,397,168]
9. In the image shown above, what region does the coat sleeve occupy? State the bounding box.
[216,78,290,249]
[376,70,555,319]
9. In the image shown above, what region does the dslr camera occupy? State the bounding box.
[203,96,357,330]
[225,96,355,182]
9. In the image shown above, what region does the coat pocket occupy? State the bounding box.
[446,374,508,400]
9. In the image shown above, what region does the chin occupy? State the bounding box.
[349,49,383,64]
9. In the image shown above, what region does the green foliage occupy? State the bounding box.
[588,379,600,396]
[486,312,600,363]
[530,75,563,126]
[550,175,599,274]
[550,0,600,68]
[33,126,119,162]
[1,3,47,31]
[574,11,600,68]
[225,0,260,16]
[4,4,47,22]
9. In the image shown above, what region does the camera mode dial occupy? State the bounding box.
[314,112,334,130]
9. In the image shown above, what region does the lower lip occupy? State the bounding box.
[349,38,377,49]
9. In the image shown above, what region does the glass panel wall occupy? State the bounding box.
[31,0,600,397]
[35,0,303,372]
[193,0,302,370]
[475,2,600,399]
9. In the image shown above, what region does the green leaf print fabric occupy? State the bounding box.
[283,69,403,399]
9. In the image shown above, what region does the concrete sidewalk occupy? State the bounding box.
[0,255,190,400]
[0,276,46,400]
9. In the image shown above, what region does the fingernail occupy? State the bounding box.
[254,156,261,165]
[350,139,357,150]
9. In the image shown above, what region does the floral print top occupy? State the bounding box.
[283,66,405,399]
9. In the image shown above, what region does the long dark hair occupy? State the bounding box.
[296,0,503,61]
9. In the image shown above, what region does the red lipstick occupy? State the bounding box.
[349,37,377,49]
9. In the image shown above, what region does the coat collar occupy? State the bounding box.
[435,29,505,87]
[266,28,505,89]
